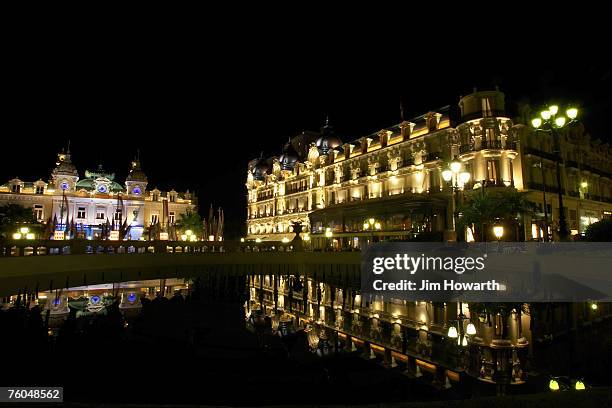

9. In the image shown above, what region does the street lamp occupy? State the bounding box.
[324,227,333,251]
[532,105,579,241]
[363,218,382,245]
[442,156,471,240]
[493,224,504,241]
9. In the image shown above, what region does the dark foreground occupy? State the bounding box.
[0,277,610,406]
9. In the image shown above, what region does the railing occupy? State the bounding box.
[566,160,579,169]
[459,140,517,154]
[522,147,559,162]
[461,110,507,122]
[0,238,302,257]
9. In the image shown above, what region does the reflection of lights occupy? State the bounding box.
[240,238,245,242]
[255,238,262,243]
[282,237,289,243]
[549,379,559,391]
[325,228,332,238]
[26,233,35,239]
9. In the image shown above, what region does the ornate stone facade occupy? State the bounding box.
[246,90,612,244]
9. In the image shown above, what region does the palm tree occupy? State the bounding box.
[457,189,533,241]
[0,204,40,238]
[175,209,204,238]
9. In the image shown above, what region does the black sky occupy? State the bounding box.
[2,44,610,238]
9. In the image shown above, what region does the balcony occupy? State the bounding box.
[566,160,579,169]
[459,140,516,154]
[523,147,559,162]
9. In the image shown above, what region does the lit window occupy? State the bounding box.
[169,211,175,224]
[34,205,44,221]
[35,185,44,194]
[77,207,86,219]
[11,184,21,193]
[96,208,105,220]
[151,214,159,224]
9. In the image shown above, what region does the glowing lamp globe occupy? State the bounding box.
[450,159,462,173]
[540,110,551,120]
[466,323,477,335]
[566,108,578,119]
[555,117,566,127]
[447,326,458,338]
[548,105,559,115]
[442,169,453,182]
[531,118,542,128]
[493,225,504,240]
[549,379,560,391]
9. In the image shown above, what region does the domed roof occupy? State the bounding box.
[75,178,124,193]
[76,164,124,192]
[126,158,148,183]
[279,140,299,170]
[52,151,78,177]
[251,157,270,181]
[315,118,342,155]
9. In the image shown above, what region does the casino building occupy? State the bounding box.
[246,89,612,246]
[0,149,196,240]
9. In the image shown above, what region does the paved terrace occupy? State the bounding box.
[0,239,360,297]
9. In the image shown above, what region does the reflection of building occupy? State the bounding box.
[247,273,609,390]
[0,149,195,240]
[246,90,612,245]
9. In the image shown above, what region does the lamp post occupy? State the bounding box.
[325,227,333,251]
[362,217,381,246]
[442,157,471,241]
[533,160,550,241]
[531,105,578,241]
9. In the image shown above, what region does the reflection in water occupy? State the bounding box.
[0,273,610,404]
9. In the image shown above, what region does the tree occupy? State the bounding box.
[0,204,40,238]
[175,209,203,238]
[457,189,534,241]
[584,218,612,241]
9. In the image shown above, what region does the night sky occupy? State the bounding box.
[2,48,610,238]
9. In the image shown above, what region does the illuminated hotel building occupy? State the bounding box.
[246,89,612,245]
[0,150,195,240]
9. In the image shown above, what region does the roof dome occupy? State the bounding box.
[252,157,270,181]
[315,118,342,154]
[126,158,148,183]
[279,140,299,170]
[52,151,78,177]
